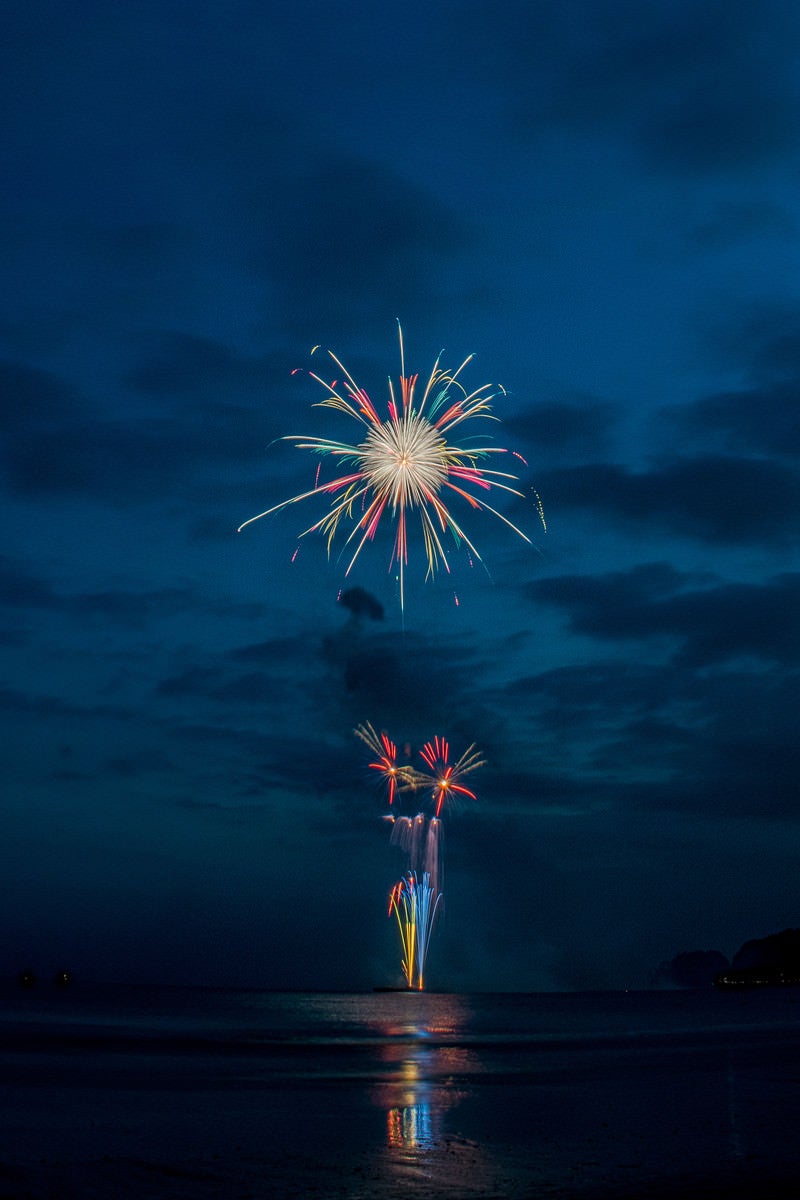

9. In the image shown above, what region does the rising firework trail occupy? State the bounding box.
[239,325,543,612]
[357,724,483,989]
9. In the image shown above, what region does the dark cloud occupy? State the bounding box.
[463,0,800,173]
[338,587,384,622]
[211,672,281,705]
[0,303,82,360]
[0,684,70,717]
[507,395,621,463]
[528,563,800,666]
[128,334,250,394]
[67,588,267,629]
[262,155,474,336]
[538,455,800,543]
[689,200,795,249]
[105,748,176,778]
[500,657,682,735]
[0,359,83,433]
[320,627,492,745]
[125,332,286,399]
[69,587,199,626]
[670,306,800,458]
[700,302,800,381]
[484,649,800,822]
[228,636,309,668]
[0,556,58,608]
[637,68,794,174]
[70,220,188,273]
[0,353,274,502]
[154,633,317,731]
[478,761,616,817]
[693,721,799,818]
[0,682,127,721]
[663,383,800,460]
[0,562,264,631]
[606,668,800,819]
[155,665,231,700]
[165,711,359,814]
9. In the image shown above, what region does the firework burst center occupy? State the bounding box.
[360,411,448,505]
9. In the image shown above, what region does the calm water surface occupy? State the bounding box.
[3,984,800,1195]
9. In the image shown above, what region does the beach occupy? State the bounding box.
[2,984,800,1198]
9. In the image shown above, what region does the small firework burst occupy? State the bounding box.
[417,735,485,817]
[354,721,414,808]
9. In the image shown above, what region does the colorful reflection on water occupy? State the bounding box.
[385,1052,434,1148]
[365,995,477,1155]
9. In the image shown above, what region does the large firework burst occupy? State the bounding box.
[239,325,543,611]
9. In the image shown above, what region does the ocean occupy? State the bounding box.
[3,983,800,1196]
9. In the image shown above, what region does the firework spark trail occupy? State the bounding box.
[424,818,442,894]
[412,871,442,991]
[239,325,543,612]
[389,812,428,869]
[388,876,417,989]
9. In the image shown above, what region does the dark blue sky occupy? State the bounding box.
[2,0,799,991]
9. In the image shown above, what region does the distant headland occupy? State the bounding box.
[653,928,800,989]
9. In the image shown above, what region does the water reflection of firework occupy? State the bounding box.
[357,723,483,990]
[239,325,543,612]
[384,1042,438,1149]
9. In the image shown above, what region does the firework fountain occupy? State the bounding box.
[356,722,484,990]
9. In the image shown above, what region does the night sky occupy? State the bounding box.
[2,0,799,992]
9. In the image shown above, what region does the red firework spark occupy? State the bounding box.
[418,735,485,817]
